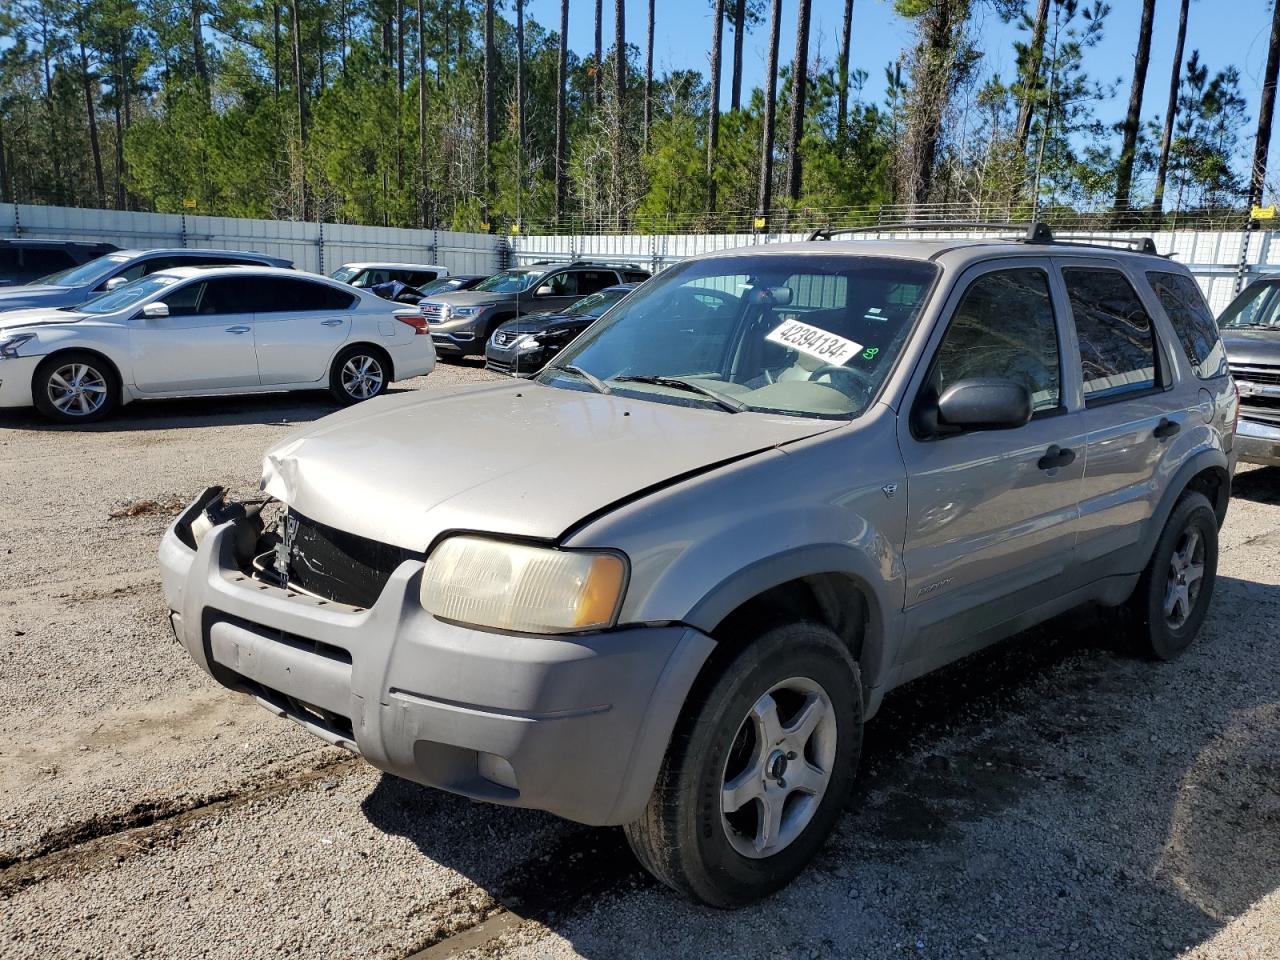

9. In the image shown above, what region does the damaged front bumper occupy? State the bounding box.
[159,487,714,826]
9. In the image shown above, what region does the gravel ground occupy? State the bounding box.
[1,366,1277,960]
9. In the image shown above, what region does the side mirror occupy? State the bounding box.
[535,285,555,297]
[935,378,1032,432]
[104,276,129,292]
[142,301,170,319]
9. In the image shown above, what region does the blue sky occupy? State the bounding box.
[524,0,1277,166]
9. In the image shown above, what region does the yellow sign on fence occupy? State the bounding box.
[182,199,197,210]
[1252,205,1276,220]
[753,216,767,230]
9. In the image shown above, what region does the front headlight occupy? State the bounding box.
[515,334,543,352]
[421,536,627,634]
[0,333,35,358]
[450,306,487,318]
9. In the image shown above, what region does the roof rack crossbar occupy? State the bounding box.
[1048,234,1161,256]
[807,221,1053,243]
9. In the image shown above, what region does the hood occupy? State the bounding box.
[0,307,87,331]
[425,290,513,308]
[0,285,76,312]
[1222,328,1280,367]
[495,312,582,336]
[261,381,841,550]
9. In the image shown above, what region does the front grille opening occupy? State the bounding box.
[249,679,355,742]
[270,510,424,608]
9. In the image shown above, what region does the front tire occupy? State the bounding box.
[33,351,120,423]
[625,622,862,908]
[1114,490,1219,661]
[329,346,390,405]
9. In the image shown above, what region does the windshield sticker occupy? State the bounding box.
[766,319,863,366]
[861,346,880,361]
[862,306,884,321]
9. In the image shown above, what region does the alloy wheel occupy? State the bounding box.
[1164,526,1205,629]
[341,354,384,400]
[720,676,837,859]
[47,362,108,417]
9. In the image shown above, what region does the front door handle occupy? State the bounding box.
[1037,445,1077,471]
[1154,417,1181,440]
[321,318,344,327]
[225,325,251,334]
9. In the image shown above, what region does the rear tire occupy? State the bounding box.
[32,351,120,423]
[1112,490,1218,661]
[329,345,390,405]
[625,622,862,908]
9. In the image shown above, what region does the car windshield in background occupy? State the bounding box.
[537,254,938,419]
[76,274,181,314]
[36,253,130,287]
[419,277,465,295]
[1219,282,1280,329]
[473,269,539,293]
[565,288,627,318]
[330,266,359,283]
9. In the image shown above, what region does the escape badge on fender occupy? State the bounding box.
[765,318,863,366]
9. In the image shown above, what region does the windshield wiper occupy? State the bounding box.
[556,364,613,395]
[614,375,747,413]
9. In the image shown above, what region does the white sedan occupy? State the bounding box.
[0,266,435,422]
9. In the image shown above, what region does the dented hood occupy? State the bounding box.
[261,380,840,550]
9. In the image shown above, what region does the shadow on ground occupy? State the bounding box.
[360,573,1280,959]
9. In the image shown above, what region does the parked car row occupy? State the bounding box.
[0,239,654,421]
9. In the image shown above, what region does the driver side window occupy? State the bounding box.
[931,268,1061,414]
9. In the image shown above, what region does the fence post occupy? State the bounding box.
[317,220,325,275]
[180,213,187,247]
[1234,223,1256,294]
[11,202,20,238]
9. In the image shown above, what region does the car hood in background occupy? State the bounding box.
[493,312,583,337]
[1222,328,1280,367]
[424,290,513,309]
[0,306,87,330]
[261,381,842,551]
[0,286,78,312]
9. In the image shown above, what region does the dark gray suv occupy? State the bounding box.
[161,225,1236,908]
[1217,276,1280,465]
[422,260,650,358]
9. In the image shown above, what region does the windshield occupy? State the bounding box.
[330,266,359,283]
[473,269,539,293]
[37,253,130,287]
[1220,282,1280,329]
[536,255,938,419]
[77,274,183,314]
[565,288,627,318]
[418,277,464,295]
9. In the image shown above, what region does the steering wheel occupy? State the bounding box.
[808,364,876,404]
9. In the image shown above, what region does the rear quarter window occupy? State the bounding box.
[1146,271,1228,379]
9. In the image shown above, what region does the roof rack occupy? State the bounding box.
[806,221,1053,242]
[806,220,1165,256]
[529,258,645,269]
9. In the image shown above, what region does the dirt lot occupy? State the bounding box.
[1,365,1278,960]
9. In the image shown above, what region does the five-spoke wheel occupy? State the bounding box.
[330,346,390,404]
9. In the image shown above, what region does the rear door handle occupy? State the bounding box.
[1037,445,1076,471]
[321,318,344,327]
[1154,417,1181,440]
[225,325,251,334]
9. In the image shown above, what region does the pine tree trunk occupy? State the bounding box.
[836,0,853,144]
[0,117,10,204]
[517,0,526,148]
[41,19,62,206]
[274,3,282,97]
[1114,0,1156,212]
[708,0,724,212]
[643,0,654,150]
[613,0,625,217]
[554,0,569,221]
[1014,0,1048,155]
[483,0,496,223]
[289,0,310,220]
[191,0,210,105]
[730,0,745,111]
[784,0,811,202]
[594,0,603,108]
[757,0,782,220]
[441,0,450,84]
[1152,0,1189,215]
[418,0,429,226]
[1250,0,1280,209]
[79,40,105,208]
[397,0,406,91]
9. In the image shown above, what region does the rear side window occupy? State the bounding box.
[931,269,1061,413]
[622,270,650,283]
[200,278,260,314]
[255,277,357,312]
[1062,268,1157,402]
[1146,271,1228,379]
[23,248,75,273]
[575,271,615,295]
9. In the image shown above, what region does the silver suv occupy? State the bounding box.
[160,227,1237,907]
